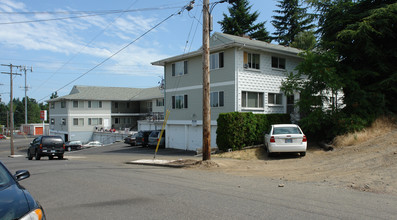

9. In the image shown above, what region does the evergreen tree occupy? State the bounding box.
[272,0,315,45]
[218,0,271,42]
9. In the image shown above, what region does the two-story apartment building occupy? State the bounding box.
[47,85,164,142]
[152,32,303,151]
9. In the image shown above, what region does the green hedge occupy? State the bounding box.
[216,112,290,151]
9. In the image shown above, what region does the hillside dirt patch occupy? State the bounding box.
[180,129,397,195]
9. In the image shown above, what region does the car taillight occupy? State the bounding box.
[63,144,65,149]
[39,144,42,149]
[303,135,307,142]
[270,136,275,143]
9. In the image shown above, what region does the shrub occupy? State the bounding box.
[216,112,290,151]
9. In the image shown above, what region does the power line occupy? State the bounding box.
[0,5,190,25]
[38,6,189,102]
[31,0,140,96]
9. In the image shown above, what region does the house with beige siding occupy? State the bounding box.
[152,32,303,151]
[47,85,164,143]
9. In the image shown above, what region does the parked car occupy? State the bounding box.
[148,130,165,148]
[65,140,83,151]
[135,130,154,147]
[124,133,138,146]
[0,134,6,139]
[264,124,307,157]
[0,160,46,220]
[27,135,65,160]
[83,141,103,147]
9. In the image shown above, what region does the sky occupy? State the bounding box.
[0,0,279,104]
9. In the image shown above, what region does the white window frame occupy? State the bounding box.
[172,95,188,109]
[268,93,283,105]
[172,61,188,76]
[210,91,224,107]
[156,99,164,107]
[271,56,286,69]
[210,52,224,70]
[73,118,84,126]
[244,52,260,70]
[88,118,103,125]
[242,91,264,108]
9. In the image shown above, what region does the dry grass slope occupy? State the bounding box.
[333,116,397,147]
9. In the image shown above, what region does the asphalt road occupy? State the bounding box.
[1,139,397,219]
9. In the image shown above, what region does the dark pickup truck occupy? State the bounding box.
[27,135,65,160]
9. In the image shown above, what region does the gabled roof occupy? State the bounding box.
[47,85,163,102]
[152,32,302,66]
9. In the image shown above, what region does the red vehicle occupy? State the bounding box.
[0,134,7,139]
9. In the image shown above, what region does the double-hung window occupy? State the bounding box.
[210,52,224,70]
[61,101,66,108]
[73,118,84,126]
[244,52,260,69]
[172,61,188,76]
[268,93,283,105]
[88,118,102,125]
[156,99,164,107]
[210,91,224,107]
[242,91,264,108]
[271,56,286,69]
[88,101,102,108]
[73,101,78,108]
[172,95,188,109]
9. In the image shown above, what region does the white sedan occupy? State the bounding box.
[264,124,307,157]
[83,141,103,148]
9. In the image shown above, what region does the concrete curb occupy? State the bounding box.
[126,159,186,168]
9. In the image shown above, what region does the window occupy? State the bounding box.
[73,118,84,126]
[244,52,260,69]
[147,102,152,112]
[271,56,286,69]
[115,118,119,124]
[61,118,66,125]
[268,93,283,105]
[210,52,224,70]
[210,91,224,107]
[73,101,78,108]
[61,101,66,108]
[50,103,55,109]
[127,103,130,108]
[172,95,188,109]
[156,99,164,107]
[50,118,55,125]
[88,101,102,108]
[88,118,102,125]
[115,102,118,108]
[172,61,188,76]
[242,91,264,108]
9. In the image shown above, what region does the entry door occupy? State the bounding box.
[104,119,110,129]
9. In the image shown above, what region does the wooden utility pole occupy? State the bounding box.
[1,64,22,156]
[20,66,33,125]
[202,0,211,161]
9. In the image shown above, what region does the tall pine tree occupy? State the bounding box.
[218,0,270,42]
[271,0,315,45]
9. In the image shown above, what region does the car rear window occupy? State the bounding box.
[273,127,302,135]
[150,131,159,137]
[42,137,64,145]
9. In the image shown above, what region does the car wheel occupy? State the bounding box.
[35,151,41,160]
[49,156,54,160]
[27,150,33,160]
[300,152,306,157]
[68,146,72,152]
[58,155,64,160]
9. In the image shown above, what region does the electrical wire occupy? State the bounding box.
[0,6,182,25]
[31,0,140,96]
[38,7,187,102]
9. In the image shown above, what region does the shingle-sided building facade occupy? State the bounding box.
[47,86,164,142]
[152,32,303,151]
